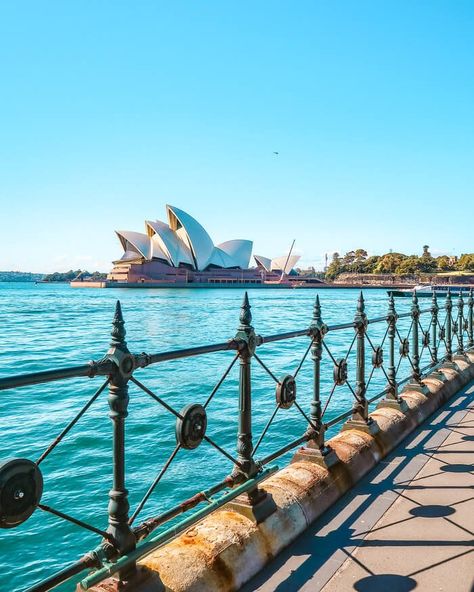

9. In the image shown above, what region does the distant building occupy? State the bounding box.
[115,204,253,271]
[107,205,302,285]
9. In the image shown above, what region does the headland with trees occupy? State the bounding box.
[325,246,474,284]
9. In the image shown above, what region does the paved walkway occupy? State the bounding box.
[243,383,474,592]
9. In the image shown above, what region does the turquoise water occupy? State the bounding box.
[0,283,425,591]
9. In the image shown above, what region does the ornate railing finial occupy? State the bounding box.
[110,300,127,351]
[313,294,322,323]
[354,290,367,330]
[239,292,252,329]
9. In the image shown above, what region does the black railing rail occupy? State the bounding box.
[1,289,473,592]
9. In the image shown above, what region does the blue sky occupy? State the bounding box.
[1,1,473,272]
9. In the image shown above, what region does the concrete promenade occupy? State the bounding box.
[243,382,474,592]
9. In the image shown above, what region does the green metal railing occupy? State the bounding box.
[0,289,473,591]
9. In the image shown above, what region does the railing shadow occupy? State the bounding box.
[242,385,474,592]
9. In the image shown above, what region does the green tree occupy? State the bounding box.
[395,256,419,275]
[422,245,431,258]
[436,256,452,271]
[354,249,368,261]
[374,253,406,274]
[326,252,343,279]
[342,250,356,265]
[456,254,474,271]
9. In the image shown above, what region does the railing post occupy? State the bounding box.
[293,295,337,466]
[378,294,407,411]
[427,291,448,384]
[355,292,368,421]
[309,295,325,446]
[106,301,136,578]
[431,292,438,365]
[387,293,398,400]
[457,291,465,355]
[445,289,454,364]
[411,292,422,383]
[468,289,474,349]
[343,292,377,434]
[235,292,257,478]
[229,293,276,523]
[406,292,429,394]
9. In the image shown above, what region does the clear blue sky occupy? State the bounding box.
[1,1,473,272]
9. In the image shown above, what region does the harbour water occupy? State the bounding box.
[0,283,422,591]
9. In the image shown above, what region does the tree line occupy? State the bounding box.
[326,246,474,280]
[42,269,107,282]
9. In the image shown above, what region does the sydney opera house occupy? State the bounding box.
[105,205,303,286]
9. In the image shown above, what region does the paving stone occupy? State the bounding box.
[242,387,474,592]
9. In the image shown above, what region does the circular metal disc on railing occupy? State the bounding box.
[0,458,43,528]
[176,404,207,450]
[372,347,384,368]
[399,339,410,357]
[333,359,348,385]
[276,375,296,409]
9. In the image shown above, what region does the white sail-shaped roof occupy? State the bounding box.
[119,250,143,262]
[217,240,253,269]
[207,248,239,268]
[150,235,173,263]
[146,220,194,266]
[166,205,215,271]
[271,254,301,274]
[254,253,301,274]
[254,255,272,272]
[116,231,151,259]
